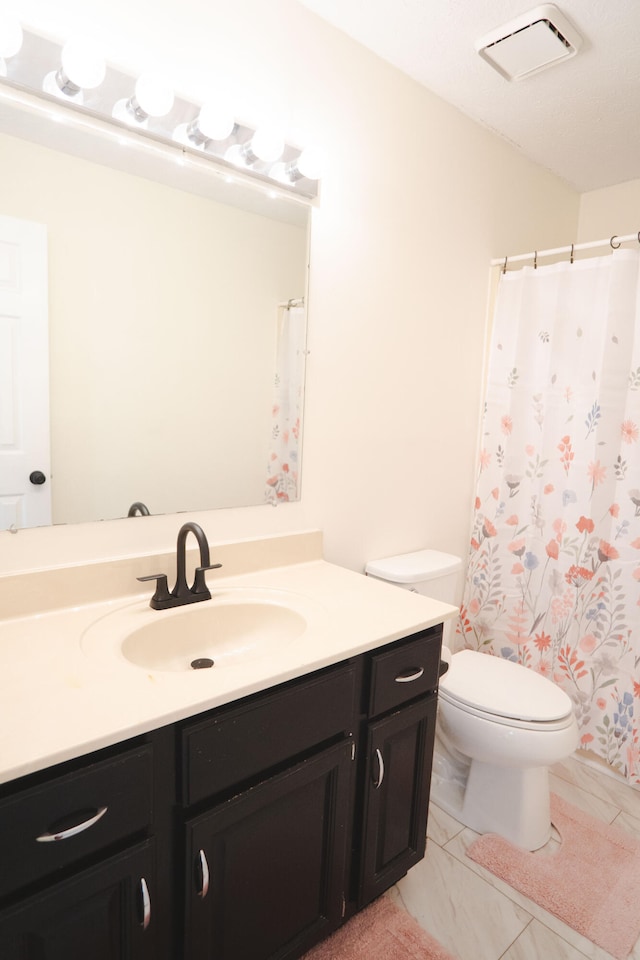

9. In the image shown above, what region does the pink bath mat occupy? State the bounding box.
[467,792,640,960]
[301,895,457,960]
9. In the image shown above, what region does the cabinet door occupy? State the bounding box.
[359,696,437,907]
[0,839,156,960]
[185,739,353,960]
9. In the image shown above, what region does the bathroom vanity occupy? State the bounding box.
[0,533,455,959]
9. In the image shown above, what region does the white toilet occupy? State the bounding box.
[365,549,579,851]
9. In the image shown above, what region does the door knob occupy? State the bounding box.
[29,470,47,485]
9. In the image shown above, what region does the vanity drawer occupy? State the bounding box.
[368,628,441,718]
[0,744,153,900]
[182,662,358,806]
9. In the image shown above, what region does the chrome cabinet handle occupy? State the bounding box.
[373,748,385,789]
[197,848,210,898]
[140,877,151,930]
[394,667,425,683]
[36,805,108,842]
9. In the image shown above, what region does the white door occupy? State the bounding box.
[0,214,51,530]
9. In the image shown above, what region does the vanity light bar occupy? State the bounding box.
[0,26,321,201]
[0,81,313,211]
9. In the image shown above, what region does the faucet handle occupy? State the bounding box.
[192,563,222,597]
[137,573,172,608]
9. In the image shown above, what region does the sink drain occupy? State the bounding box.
[190,657,214,670]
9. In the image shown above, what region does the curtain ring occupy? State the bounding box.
[570,243,574,264]
[502,256,507,275]
[534,250,538,269]
[610,235,621,249]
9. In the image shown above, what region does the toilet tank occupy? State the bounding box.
[365,549,463,649]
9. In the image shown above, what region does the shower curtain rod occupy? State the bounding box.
[277,297,305,308]
[491,229,640,271]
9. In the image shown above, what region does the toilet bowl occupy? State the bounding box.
[364,549,579,852]
[433,648,578,850]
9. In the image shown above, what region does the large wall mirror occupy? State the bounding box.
[0,94,310,529]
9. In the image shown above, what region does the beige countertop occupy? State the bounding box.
[0,547,456,785]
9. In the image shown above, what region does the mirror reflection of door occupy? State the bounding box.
[0,214,51,530]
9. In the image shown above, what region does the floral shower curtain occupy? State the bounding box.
[265,304,306,504]
[461,248,640,784]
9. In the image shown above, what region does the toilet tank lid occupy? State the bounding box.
[365,549,463,584]
[440,649,572,722]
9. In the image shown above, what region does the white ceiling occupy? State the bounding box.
[296,0,640,194]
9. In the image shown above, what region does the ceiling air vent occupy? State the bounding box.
[476,4,582,81]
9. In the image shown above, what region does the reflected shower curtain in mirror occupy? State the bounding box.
[460,249,640,783]
[265,304,306,503]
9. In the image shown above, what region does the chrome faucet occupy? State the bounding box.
[138,522,222,610]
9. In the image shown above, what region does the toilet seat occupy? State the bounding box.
[438,692,576,731]
[439,649,573,728]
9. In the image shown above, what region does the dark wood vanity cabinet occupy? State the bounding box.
[358,697,437,906]
[0,840,156,960]
[0,625,441,960]
[180,661,359,960]
[357,633,440,907]
[185,740,353,960]
[0,745,159,960]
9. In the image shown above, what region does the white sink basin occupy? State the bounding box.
[81,587,316,672]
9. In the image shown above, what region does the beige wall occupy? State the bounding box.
[578,178,640,242]
[1,0,581,575]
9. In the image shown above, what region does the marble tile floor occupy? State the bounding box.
[387,756,640,960]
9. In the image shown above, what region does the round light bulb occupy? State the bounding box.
[61,36,106,90]
[269,161,289,185]
[224,144,245,167]
[197,102,235,141]
[0,15,23,59]
[251,127,284,163]
[296,145,323,181]
[135,73,174,118]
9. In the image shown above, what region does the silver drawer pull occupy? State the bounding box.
[394,667,425,683]
[140,877,151,930]
[198,848,210,898]
[36,805,108,842]
[373,748,385,789]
